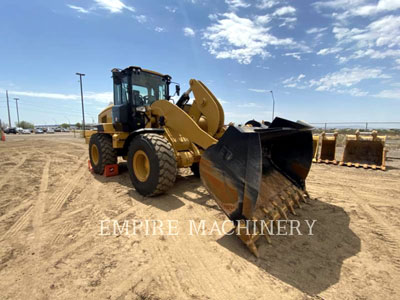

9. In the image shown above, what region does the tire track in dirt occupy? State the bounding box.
[48,159,87,214]
[0,154,27,190]
[32,159,51,237]
[51,223,74,245]
[1,206,34,240]
[0,201,32,223]
[347,187,400,268]
[2,158,51,241]
[181,187,279,297]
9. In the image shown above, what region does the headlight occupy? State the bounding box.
[136,106,146,112]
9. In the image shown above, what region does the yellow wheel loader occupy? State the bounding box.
[86,66,314,256]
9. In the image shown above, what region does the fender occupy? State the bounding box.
[123,128,165,154]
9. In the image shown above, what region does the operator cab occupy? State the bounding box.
[111,66,172,131]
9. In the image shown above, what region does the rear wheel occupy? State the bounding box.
[89,134,117,174]
[127,134,177,196]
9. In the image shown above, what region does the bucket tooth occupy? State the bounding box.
[288,190,302,208]
[236,220,260,257]
[299,192,308,204]
[272,201,288,220]
[258,219,272,244]
[281,196,296,215]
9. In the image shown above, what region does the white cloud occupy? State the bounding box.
[248,89,269,93]
[374,89,400,99]
[329,15,400,64]
[183,27,195,37]
[283,52,302,60]
[257,0,279,9]
[202,12,298,64]
[282,67,391,96]
[225,0,250,9]
[309,67,390,92]
[165,6,177,13]
[155,27,165,33]
[314,0,400,22]
[237,102,262,108]
[273,6,296,16]
[67,5,90,14]
[255,14,271,25]
[94,0,134,13]
[282,74,306,88]
[279,17,297,28]
[317,47,343,55]
[350,48,400,59]
[334,15,400,48]
[306,27,327,34]
[135,15,147,23]
[2,90,113,103]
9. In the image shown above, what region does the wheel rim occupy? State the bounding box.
[91,144,99,165]
[133,150,150,182]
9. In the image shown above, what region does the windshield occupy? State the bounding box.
[131,71,168,106]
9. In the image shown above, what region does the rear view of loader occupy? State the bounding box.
[339,130,387,170]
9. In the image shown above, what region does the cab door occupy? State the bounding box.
[112,74,136,131]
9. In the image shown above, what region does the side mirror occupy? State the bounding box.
[175,85,180,96]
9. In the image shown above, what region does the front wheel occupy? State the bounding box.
[127,134,177,196]
[89,134,117,174]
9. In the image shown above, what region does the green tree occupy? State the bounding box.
[75,122,82,129]
[16,121,34,129]
[60,123,70,129]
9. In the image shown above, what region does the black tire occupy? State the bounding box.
[127,134,177,196]
[89,134,117,174]
[190,162,200,177]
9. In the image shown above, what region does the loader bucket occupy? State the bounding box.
[312,135,320,162]
[200,117,313,256]
[339,130,387,170]
[317,132,338,164]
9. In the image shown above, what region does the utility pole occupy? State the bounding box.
[269,90,276,121]
[76,72,86,135]
[14,98,20,125]
[6,90,11,127]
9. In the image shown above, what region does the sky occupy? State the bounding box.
[0,0,399,126]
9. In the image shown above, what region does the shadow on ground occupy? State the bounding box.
[92,164,361,295]
[217,198,361,295]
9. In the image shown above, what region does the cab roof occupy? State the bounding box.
[111,66,170,78]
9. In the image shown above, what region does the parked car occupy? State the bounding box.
[47,128,55,134]
[54,127,62,132]
[21,129,31,134]
[35,129,44,134]
[61,128,70,132]
[16,127,24,133]
[5,127,17,134]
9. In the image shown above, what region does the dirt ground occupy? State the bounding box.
[0,133,399,300]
